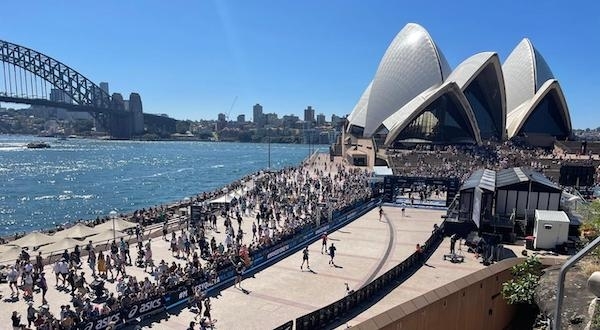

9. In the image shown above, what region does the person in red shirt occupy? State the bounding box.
[320,233,327,254]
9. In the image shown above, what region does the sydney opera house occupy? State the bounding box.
[346,23,572,149]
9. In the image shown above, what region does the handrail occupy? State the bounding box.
[553,234,600,329]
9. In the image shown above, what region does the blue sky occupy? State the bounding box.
[1,1,598,128]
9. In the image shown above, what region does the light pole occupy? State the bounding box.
[109,210,117,241]
[183,197,191,231]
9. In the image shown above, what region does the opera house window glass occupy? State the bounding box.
[395,94,476,144]
[519,92,569,139]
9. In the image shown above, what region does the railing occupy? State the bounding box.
[273,220,445,330]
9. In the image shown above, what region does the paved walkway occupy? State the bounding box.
[0,205,444,329]
[157,207,444,329]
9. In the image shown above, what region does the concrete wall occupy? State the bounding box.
[352,258,524,330]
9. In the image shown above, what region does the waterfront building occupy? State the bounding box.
[317,113,326,126]
[304,106,315,125]
[346,23,571,148]
[99,82,109,95]
[253,103,264,128]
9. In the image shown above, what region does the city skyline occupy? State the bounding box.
[0,1,598,128]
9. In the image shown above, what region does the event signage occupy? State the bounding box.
[266,244,289,259]
[123,297,164,322]
[194,276,220,292]
[164,284,190,310]
[79,311,122,330]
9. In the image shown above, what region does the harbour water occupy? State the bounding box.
[0,135,321,236]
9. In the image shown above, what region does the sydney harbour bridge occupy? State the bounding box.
[0,39,144,139]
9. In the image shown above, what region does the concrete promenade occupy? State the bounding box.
[0,152,477,330]
[0,205,444,329]
[157,206,444,329]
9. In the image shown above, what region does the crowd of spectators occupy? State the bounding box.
[5,155,373,329]
[387,141,554,181]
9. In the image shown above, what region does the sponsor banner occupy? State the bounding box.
[123,296,165,322]
[194,276,221,292]
[79,311,122,330]
[266,244,289,259]
[314,224,329,236]
[164,283,191,310]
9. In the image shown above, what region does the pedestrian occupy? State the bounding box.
[379,206,383,221]
[34,251,43,274]
[328,243,337,266]
[187,321,196,330]
[37,272,48,303]
[416,243,424,263]
[98,252,106,278]
[321,233,327,254]
[203,297,213,329]
[300,246,310,270]
[7,265,19,297]
[234,261,244,289]
[401,207,406,217]
[11,311,24,330]
[193,287,204,321]
[450,234,457,254]
[88,249,97,277]
[105,255,114,281]
[26,302,36,328]
[252,222,257,241]
[162,222,168,240]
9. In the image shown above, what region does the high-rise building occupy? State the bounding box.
[49,89,72,104]
[253,104,263,123]
[99,82,109,95]
[237,114,246,123]
[316,113,326,126]
[304,106,315,123]
[218,113,227,122]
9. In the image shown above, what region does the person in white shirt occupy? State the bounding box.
[7,266,19,297]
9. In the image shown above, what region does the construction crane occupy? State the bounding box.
[226,96,238,121]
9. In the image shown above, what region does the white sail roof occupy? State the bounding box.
[503,38,555,113]
[347,81,372,129]
[362,23,451,137]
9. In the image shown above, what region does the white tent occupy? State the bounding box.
[86,229,128,244]
[209,195,231,204]
[39,238,83,256]
[95,218,137,232]
[10,232,57,248]
[53,223,100,239]
[0,246,24,264]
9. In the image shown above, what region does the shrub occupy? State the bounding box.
[502,256,543,305]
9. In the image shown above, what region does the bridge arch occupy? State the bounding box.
[0,39,111,109]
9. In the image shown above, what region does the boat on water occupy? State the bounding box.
[26,142,51,149]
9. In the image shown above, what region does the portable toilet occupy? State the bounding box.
[533,210,570,250]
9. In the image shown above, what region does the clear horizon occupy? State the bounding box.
[0,0,598,129]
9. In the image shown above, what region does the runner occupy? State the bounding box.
[379,206,383,221]
[234,261,245,289]
[320,233,327,254]
[300,246,310,270]
[328,243,337,266]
